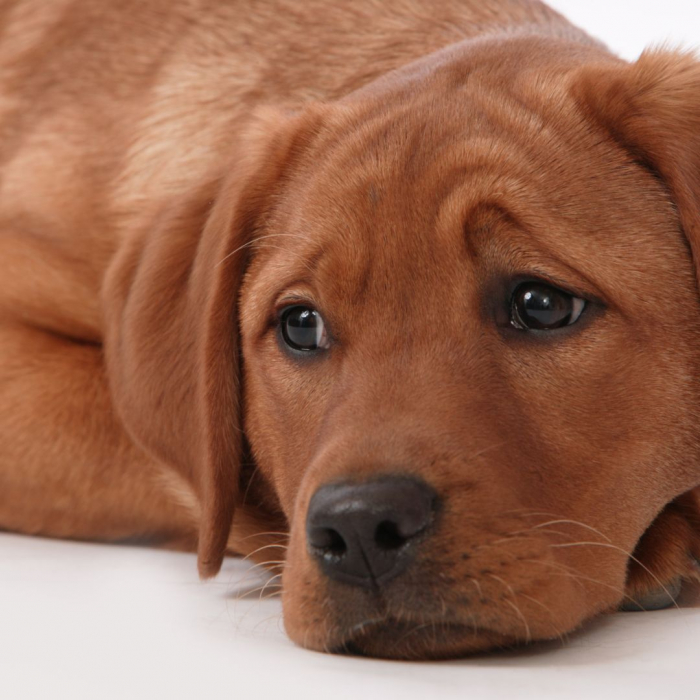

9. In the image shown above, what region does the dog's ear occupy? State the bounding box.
[573,50,700,274]
[103,108,321,577]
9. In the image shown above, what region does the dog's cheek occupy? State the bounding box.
[430,509,610,641]
[239,319,337,521]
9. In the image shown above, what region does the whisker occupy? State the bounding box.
[518,591,564,643]
[241,464,261,506]
[216,233,308,268]
[242,543,289,562]
[232,575,284,602]
[487,573,531,643]
[240,559,287,572]
[478,535,541,550]
[520,558,593,595]
[237,531,290,542]
[503,599,531,643]
[524,557,649,610]
[525,527,578,540]
[469,441,505,461]
[528,519,614,543]
[232,584,272,600]
[540,571,646,610]
[230,559,286,592]
[252,612,284,633]
[232,242,319,275]
[392,621,435,651]
[550,541,681,611]
[258,573,284,600]
[467,576,484,600]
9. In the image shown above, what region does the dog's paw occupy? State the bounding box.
[621,489,700,612]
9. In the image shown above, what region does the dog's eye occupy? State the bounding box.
[511,283,586,331]
[280,306,330,351]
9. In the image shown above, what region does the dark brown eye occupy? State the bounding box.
[280,306,330,351]
[511,283,586,331]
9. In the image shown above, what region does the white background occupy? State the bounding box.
[2,2,700,699]
[548,0,700,60]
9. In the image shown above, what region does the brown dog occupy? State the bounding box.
[1,0,700,659]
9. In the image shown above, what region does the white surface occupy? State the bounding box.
[548,0,700,60]
[1,534,699,700]
[4,2,700,699]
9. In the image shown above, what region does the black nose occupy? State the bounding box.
[306,477,436,588]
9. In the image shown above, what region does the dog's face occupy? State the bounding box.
[237,41,700,657]
[105,38,700,659]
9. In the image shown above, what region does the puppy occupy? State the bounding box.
[1,0,699,659]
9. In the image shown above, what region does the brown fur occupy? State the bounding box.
[1,0,700,659]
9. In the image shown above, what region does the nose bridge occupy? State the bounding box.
[299,346,499,507]
[334,335,490,448]
[294,319,505,530]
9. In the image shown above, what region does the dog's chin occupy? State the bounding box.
[329,618,519,661]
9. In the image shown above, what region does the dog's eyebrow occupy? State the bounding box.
[460,199,523,262]
[263,238,329,303]
[274,286,319,306]
[249,230,328,280]
[464,200,519,237]
[271,240,372,306]
[462,199,609,302]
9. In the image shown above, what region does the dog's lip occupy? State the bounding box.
[329,615,509,658]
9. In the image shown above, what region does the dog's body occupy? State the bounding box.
[2,0,700,658]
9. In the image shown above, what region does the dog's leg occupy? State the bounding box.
[622,488,700,611]
[0,322,197,547]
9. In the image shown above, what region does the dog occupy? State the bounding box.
[1,0,700,659]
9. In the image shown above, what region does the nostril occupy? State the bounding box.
[309,526,347,557]
[374,520,407,551]
[306,477,437,587]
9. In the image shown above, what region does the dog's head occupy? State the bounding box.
[104,37,700,658]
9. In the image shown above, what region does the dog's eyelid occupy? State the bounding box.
[273,287,321,310]
[512,271,603,306]
[276,294,312,308]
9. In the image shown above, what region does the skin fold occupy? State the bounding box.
[1,0,700,659]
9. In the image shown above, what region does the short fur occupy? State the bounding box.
[1,0,699,659]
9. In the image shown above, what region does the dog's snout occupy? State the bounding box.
[306,477,436,588]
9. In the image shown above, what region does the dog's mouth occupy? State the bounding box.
[330,616,517,660]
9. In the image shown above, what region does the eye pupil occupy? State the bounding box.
[512,283,585,331]
[281,306,329,351]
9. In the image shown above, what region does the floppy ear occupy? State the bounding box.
[573,50,700,272]
[570,54,700,604]
[103,109,320,577]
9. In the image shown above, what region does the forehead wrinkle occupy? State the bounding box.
[427,152,613,300]
[462,130,683,304]
[275,63,646,314]
[311,115,431,194]
[277,198,374,308]
[424,144,543,267]
[312,86,515,189]
[412,101,656,293]
[302,56,577,200]
[317,90,570,210]
[462,189,630,307]
[300,199,444,320]
[288,139,526,313]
